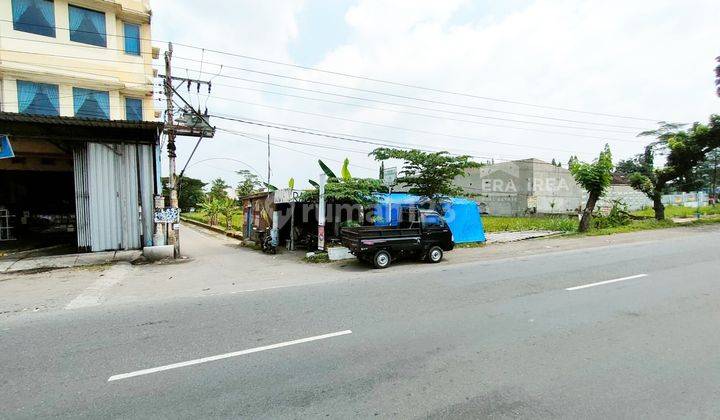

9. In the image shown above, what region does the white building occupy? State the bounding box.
[0,0,163,252]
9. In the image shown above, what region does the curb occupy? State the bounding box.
[181,217,244,240]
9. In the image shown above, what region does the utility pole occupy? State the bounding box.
[164,42,180,257]
[712,151,718,206]
[267,133,271,186]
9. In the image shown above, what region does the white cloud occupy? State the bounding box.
[151,0,720,190]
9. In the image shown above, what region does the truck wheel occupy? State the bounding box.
[373,250,391,269]
[427,246,443,263]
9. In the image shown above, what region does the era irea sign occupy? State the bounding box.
[476,177,573,193]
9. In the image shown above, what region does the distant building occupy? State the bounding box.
[0,0,163,252]
[455,159,652,216]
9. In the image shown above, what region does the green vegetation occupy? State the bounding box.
[208,178,231,201]
[184,211,244,231]
[584,219,676,236]
[235,170,263,198]
[162,176,206,211]
[632,205,720,219]
[569,144,614,232]
[625,116,720,220]
[304,253,330,264]
[370,148,481,200]
[482,216,579,233]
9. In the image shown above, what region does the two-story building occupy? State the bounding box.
[0,0,163,252]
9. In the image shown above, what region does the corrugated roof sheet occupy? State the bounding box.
[0,112,164,131]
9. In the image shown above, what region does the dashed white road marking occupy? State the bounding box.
[65,263,130,310]
[565,274,649,291]
[107,330,353,382]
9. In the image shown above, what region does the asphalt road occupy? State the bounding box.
[1,228,719,419]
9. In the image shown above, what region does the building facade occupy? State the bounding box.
[455,159,652,216]
[455,159,585,216]
[0,0,162,252]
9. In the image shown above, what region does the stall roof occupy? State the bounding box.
[0,112,163,144]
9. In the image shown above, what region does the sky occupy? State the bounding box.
[150,0,720,191]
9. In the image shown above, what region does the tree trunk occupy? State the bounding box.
[653,195,665,220]
[579,193,598,232]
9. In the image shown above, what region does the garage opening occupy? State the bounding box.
[0,139,77,254]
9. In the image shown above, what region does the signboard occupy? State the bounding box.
[383,167,397,187]
[273,188,300,204]
[318,174,327,251]
[0,135,14,160]
[317,225,325,251]
[154,208,180,223]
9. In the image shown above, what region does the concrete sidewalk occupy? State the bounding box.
[485,230,562,243]
[0,250,141,274]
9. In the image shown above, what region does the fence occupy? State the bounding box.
[662,192,710,208]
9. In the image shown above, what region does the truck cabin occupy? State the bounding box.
[397,208,447,230]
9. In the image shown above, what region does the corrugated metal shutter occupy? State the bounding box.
[138,144,155,247]
[84,143,154,251]
[73,145,91,251]
[88,143,123,251]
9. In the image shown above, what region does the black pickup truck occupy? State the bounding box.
[341,209,455,269]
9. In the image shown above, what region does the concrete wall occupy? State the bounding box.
[0,0,156,120]
[597,185,653,211]
[529,159,584,214]
[456,159,584,216]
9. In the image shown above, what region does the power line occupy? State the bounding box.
[202,82,642,136]
[212,115,558,160]
[227,131,379,172]
[170,51,662,122]
[211,105,597,155]
[203,93,645,146]
[174,56,661,127]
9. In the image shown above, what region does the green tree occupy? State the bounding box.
[199,198,223,226]
[299,177,383,207]
[208,178,230,201]
[370,148,481,201]
[569,144,614,232]
[235,170,262,198]
[219,197,240,231]
[629,116,720,220]
[162,176,206,211]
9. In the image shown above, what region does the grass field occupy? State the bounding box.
[482,216,579,233]
[632,205,720,219]
[183,212,244,231]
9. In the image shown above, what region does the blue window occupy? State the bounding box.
[17,80,59,116]
[69,5,106,47]
[12,0,56,37]
[124,23,140,55]
[125,98,143,121]
[73,88,110,120]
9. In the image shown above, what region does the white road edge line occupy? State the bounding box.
[565,274,649,291]
[107,330,352,382]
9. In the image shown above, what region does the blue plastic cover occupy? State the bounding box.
[374,193,486,243]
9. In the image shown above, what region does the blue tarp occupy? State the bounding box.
[374,193,486,243]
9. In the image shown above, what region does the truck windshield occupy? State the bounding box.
[422,214,445,228]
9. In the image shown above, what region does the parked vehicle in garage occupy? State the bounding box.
[341,209,455,268]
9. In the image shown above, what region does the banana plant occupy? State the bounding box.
[341,158,352,181]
